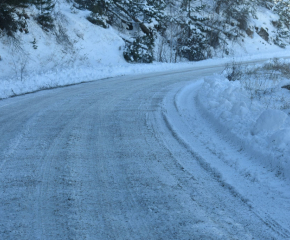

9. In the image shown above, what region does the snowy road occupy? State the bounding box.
[0,63,290,239]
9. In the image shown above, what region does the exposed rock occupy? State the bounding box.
[282,85,290,90]
[272,21,279,28]
[246,28,254,38]
[256,27,269,42]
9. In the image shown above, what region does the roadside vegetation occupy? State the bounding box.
[224,58,290,112]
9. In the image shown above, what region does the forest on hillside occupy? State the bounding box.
[1,0,290,63]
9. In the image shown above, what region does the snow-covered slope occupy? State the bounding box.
[212,6,283,58]
[0,0,289,100]
[0,3,125,83]
[0,2,190,99]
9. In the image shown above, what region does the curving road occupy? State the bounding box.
[0,64,289,239]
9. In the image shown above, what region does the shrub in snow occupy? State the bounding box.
[263,58,290,78]
[223,60,245,81]
[33,0,55,31]
[86,13,108,29]
[35,13,54,31]
[123,35,154,63]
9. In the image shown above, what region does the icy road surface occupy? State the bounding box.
[0,64,290,239]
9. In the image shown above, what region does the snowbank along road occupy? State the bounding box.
[0,62,290,239]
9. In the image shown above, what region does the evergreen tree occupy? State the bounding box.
[0,0,28,37]
[215,0,256,31]
[272,0,290,47]
[34,0,55,31]
[123,34,154,63]
[177,0,209,61]
[204,0,257,55]
[93,0,166,63]
[167,0,177,62]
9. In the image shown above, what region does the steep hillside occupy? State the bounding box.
[0,3,125,79]
[0,0,289,96]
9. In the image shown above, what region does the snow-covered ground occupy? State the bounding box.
[163,57,290,234]
[197,59,290,181]
[161,74,290,238]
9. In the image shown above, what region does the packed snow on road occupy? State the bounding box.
[0,59,290,239]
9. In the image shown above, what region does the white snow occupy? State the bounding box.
[161,73,290,237]
[1,0,290,238]
[253,109,288,135]
[197,60,290,181]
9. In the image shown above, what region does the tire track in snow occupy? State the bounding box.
[1,64,289,239]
